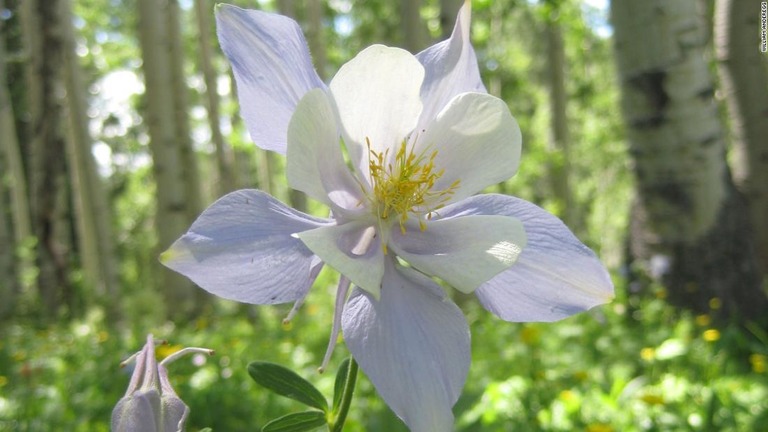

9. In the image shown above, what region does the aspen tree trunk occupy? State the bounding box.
[307,0,327,79]
[227,69,263,190]
[439,0,462,40]
[0,5,20,316]
[60,0,119,310]
[168,0,204,218]
[401,0,426,52]
[0,180,15,320]
[256,145,276,195]
[1,0,30,311]
[612,0,766,321]
[714,0,768,273]
[545,18,577,231]
[195,0,238,195]
[0,0,32,248]
[487,3,502,98]
[0,6,18,316]
[24,0,75,317]
[137,0,196,317]
[277,0,308,212]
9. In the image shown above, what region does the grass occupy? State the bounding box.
[1,279,766,431]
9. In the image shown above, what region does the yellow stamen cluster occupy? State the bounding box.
[365,137,460,235]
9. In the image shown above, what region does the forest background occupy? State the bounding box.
[1,0,767,430]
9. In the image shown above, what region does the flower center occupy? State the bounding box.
[364,137,460,235]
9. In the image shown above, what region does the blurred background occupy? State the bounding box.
[1,0,767,430]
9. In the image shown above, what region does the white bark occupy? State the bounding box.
[714,0,768,271]
[24,0,74,315]
[168,0,204,218]
[401,0,426,52]
[137,0,196,315]
[545,18,576,230]
[61,0,119,303]
[307,0,328,79]
[0,172,15,319]
[613,0,725,242]
[0,0,31,246]
[195,0,237,195]
[0,2,19,315]
[612,0,766,320]
[439,0,462,40]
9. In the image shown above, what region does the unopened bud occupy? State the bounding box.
[111,335,212,432]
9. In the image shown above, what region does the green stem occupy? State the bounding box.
[330,356,358,432]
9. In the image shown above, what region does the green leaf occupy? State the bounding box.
[331,358,351,413]
[248,361,328,412]
[262,411,328,432]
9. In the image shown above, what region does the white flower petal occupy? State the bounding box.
[440,194,615,321]
[389,214,526,293]
[329,45,424,174]
[416,92,521,203]
[160,190,329,304]
[216,5,325,153]
[415,1,485,131]
[298,222,384,298]
[287,88,366,212]
[342,260,470,432]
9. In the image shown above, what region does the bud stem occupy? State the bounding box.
[160,347,215,366]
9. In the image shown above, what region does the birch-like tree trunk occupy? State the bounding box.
[714,0,768,273]
[0,176,15,320]
[401,0,426,52]
[544,17,577,230]
[277,0,295,16]
[0,0,31,248]
[195,0,238,195]
[612,0,766,321]
[487,2,502,98]
[0,0,30,316]
[307,0,327,79]
[439,0,462,40]
[168,0,204,218]
[60,0,119,309]
[23,0,74,317]
[0,5,18,316]
[137,0,196,317]
[224,67,262,191]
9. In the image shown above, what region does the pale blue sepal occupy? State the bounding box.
[216,4,326,153]
[415,0,486,131]
[342,259,470,432]
[161,190,330,305]
[439,194,615,322]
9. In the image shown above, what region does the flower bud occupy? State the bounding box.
[112,335,212,432]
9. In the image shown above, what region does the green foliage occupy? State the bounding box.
[248,361,329,413]
[2,285,767,431]
[262,411,327,432]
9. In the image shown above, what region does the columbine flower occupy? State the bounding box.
[161,2,614,430]
[111,335,213,432]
